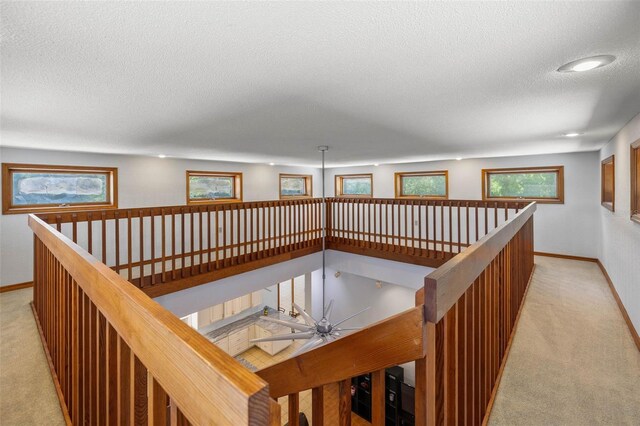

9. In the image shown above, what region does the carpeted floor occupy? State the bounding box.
[0,288,65,425]
[488,256,640,425]
[1,257,638,425]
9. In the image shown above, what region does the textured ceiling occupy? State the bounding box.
[1,2,639,167]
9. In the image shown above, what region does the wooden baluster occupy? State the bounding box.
[171,210,177,280]
[371,369,385,425]
[161,209,166,282]
[148,373,168,425]
[449,203,453,255]
[440,201,445,259]
[418,202,423,255]
[139,210,145,287]
[180,209,186,277]
[150,211,156,285]
[199,208,204,274]
[223,206,228,266]
[244,206,249,262]
[190,209,195,274]
[72,214,78,243]
[465,202,470,249]
[312,386,324,426]
[236,206,241,263]
[127,211,133,281]
[338,379,352,426]
[207,209,212,271]
[215,208,220,270]
[87,213,93,255]
[101,212,107,264]
[494,202,498,229]
[475,204,479,244]
[484,204,489,237]
[288,393,300,426]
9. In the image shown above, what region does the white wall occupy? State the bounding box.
[325,151,600,258]
[598,113,640,334]
[0,147,320,286]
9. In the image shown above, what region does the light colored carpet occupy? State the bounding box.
[489,256,640,425]
[0,288,65,425]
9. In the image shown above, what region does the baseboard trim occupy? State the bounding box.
[596,260,640,352]
[30,302,73,425]
[482,263,536,425]
[0,281,34,293]
[534,251,598,263]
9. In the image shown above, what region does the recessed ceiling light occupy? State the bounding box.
[557,55,615,73]
[455,157,462,161]
[563,132,583,137]
[158,154,166,158]
[373,163,379,167]
[269,162,275,166]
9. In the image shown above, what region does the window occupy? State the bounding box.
[2,163,118,215]
[482,166,564,204]
[186,171,242,204]
[335,174,373,197]
[395,171,448,199]
[279,174,312,199]
[632,139,640,224]
[601,155,615,212]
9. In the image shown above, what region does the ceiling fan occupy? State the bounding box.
[250,146,370,357]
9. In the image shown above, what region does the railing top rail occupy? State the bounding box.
[424,201,536,323]
[36,197,529,223]
[29,214,270,425]
[35,197,324,223]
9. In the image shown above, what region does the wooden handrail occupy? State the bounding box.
[29,214,272,425]
[423,202,536,322]
[256,305,424,398]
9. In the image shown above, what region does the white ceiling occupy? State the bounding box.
[1,2,639,167]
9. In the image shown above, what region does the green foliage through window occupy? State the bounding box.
[342,177,372,195]
[488,171,558,199]
[401,175,446,197]
[281,177,308,196]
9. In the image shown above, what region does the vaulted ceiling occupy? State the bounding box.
[1,2,639,167]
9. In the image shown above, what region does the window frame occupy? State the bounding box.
[334,173,373,198]
[481,166,564,204]
[2,163,118,215]
[601,155,615,212]
[279,173,313,199]
[631,139,640,224]
[394,170,449,200]
[186,170,243,205]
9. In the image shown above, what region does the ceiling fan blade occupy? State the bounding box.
[334,327,361,331]
[332,306,370,328]
[324,299,334,320]
[290,336,324,357]
[250,331,315,343]
[259,316,311,332]
[293,302,317,326]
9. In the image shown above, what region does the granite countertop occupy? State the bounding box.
[204,308,302,342]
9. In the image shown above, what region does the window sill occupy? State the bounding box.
[2,204,117,216]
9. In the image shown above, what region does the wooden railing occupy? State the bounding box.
[254,202,536,425]
[36,198,527,297]
[30,198,535,425]
[416,202,535,425]
[326,198,529,268]
[36,199,324,297]
[30,214,280,425]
